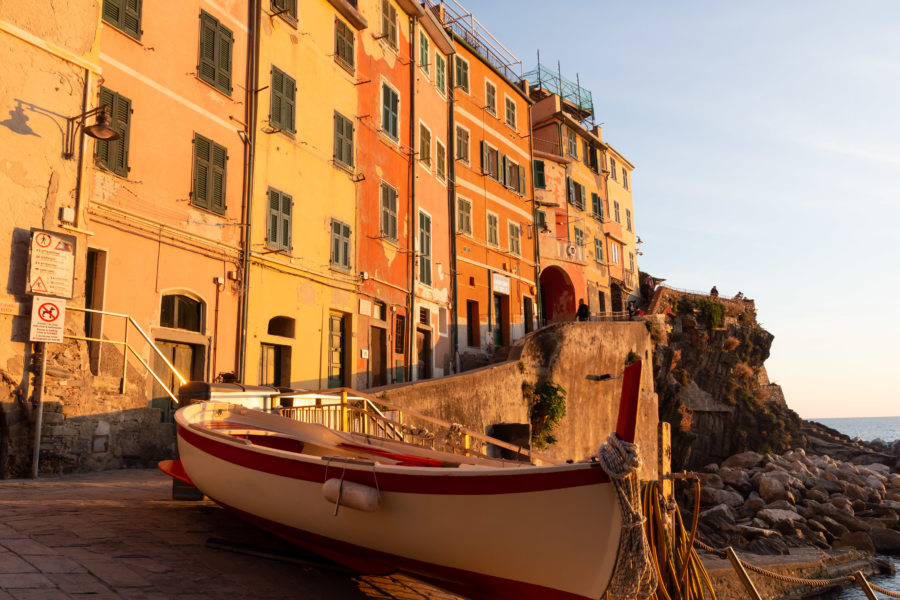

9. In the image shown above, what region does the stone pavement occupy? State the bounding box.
[0,469,464,600]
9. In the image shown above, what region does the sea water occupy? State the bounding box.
[805,417,900,599]
[812,416,900,444]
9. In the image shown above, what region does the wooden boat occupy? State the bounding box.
[161,362,644,600]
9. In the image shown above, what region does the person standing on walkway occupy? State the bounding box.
[576,299,590,321]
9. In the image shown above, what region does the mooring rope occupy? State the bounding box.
[598,434,659,600]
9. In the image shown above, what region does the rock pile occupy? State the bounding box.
[688,448,900,556]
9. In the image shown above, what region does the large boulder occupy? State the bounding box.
[868,529,900,554]
[758,475,794,504]
[723,451,763,470]
[834,531,875,554]
[756,508,803,526]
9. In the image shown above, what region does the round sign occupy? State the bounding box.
[35,233,52,248]
[38,303,60,322]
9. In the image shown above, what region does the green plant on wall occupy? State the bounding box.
[697,298,726,329]
[524,381,567,449]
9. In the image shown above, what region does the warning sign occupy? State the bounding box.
[30,296,66,343]
[28,229,76,299]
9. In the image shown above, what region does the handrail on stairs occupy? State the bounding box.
[63,306,186,406]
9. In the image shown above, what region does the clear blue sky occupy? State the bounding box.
[463,0,900,418]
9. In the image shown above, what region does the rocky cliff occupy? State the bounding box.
[646,288,804,471]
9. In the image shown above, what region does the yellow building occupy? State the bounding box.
[603,144,639,309]
[243,1,368,389]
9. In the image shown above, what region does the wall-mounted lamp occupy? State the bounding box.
[64,106,120,159]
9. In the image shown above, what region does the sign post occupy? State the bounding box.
[26,227,75,478]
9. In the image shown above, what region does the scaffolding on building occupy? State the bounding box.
[424,0,523,83]
[524,57,595,128]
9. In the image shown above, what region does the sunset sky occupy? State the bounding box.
[465,0,900,418]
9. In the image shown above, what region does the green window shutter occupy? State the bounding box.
[217,25,233,93]
[271,68,283,127]
[193,135,211,209]
[566,176,573,204]
[95,88,115,167]
[281,192,292,249]
[534,160,545,189]
[122,0,141,38]
[268,189,280,246]
[103,0,121,24]
[518,165,526,195]
[112,93,131,176]
[198,13,218,85]
[286,76,296,132]
[210,142,227,214]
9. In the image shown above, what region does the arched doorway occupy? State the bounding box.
[539,266,576,323]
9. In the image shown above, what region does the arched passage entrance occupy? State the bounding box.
[610,282,624,313]
[539,266,576,323]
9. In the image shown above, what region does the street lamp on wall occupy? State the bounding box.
[64,105,120,159]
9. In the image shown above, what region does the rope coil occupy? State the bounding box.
[598,434,658,600]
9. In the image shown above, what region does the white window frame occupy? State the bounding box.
[381,79,401,142]
[455,55,470,93]
[486,211,499,248]
[457,196,472,235]
[567,129,578,158]
[611,242,619,264]
[455,124,470,163]
[418,120,432,170]
[485,80,497,116]
[418,30,430,77]
[504,95,516,130]
[508,222,521,256]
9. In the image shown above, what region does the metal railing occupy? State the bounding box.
[65,306,186,405]
[524,62,594,117]
[276,389,563,466]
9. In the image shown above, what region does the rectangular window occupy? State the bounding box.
[534,160,546,189]
[381,0,397,49]
[455,56,469,92]
[614,201,621,223]
[567,130,577,157]
[331,219,351,269]
[536,210,547,231]
[609,156,617,180]
[485,81,496,115]
[335,18,355,72]
[589,145,599,172]
[505,96,516,130]
[466,300,479,347]
[574,227,584,247]
[611,243,619,264]
[566,177,585,210]
[380,182,398,242]
[626,208,632,231]
[198,11,233,94]
[272,0,297,23]
[266,187,292,251]
[481,141,499,180]
[594,238,604,263]
[333,112,354,168]
[192,133,227,215]
[623,168,629,190]
[102,0,141,40]
[457,197,472,234]
[455,126,469,162]
[582,140,590,167]
[382,82,399,140]
[436,140,446,181]
[629,252,635,272]
[435,53,446,95]
[508,223,521,256]
[419,122,431,168]
[270,66,296,133]
[419,31,430,75]
[95,87,131,177]
[394,314,406,353]
[591,192,604,220]
[418,211,432,286]
[487,213,499,247]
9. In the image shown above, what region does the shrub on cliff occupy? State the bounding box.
[697,298,726,329]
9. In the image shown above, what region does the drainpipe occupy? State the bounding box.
[406,16,417,382]
[237,1,261,382]
[447,51,458,369]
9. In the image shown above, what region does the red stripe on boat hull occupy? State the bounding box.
[178,424,609,495]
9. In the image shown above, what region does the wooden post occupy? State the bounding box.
[726,547,763,600]
[853,571,878,600]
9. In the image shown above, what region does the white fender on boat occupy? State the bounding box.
[322,478,381,512]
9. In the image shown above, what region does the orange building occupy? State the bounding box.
[603,144,639,310]
[88,0,248,412]
[435,2,537,365]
